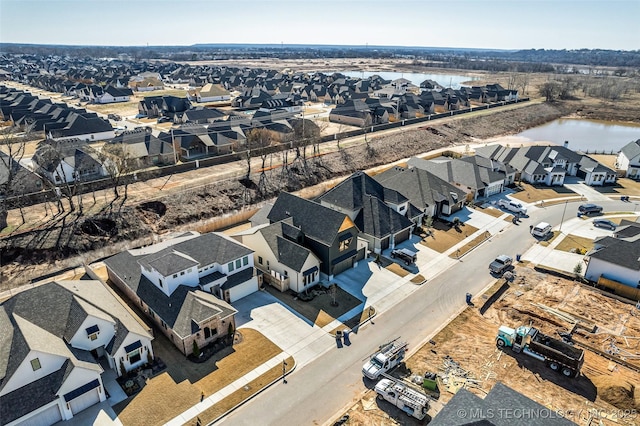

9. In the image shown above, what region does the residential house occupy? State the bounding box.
[317,171,417,253]
[577,156,617,186]
[329,99,373,128]
[584,230,640,293]
[104,231,259,356]
[430,382,576,426]
[265,192,366,279]
[616,139,640,178]
[33,139,107,184]
[129,73,164,92]
[474,144,603,187]
[94,86,133,104]
[104,128,176,169]
[407,156,506,201]
[180,107,226,124]
[375,166,467,218]
[0,280,153,426]
[187,83,231,103]
[161,125,234,160]
[233,219,322,293]
[46,112,115,142]
[0,151,45,196]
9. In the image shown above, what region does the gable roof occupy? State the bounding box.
[258,219,315,272]
[620,139,640,161]
[267,192,355,246]
[354,195,414,238]
[317,171,408,211]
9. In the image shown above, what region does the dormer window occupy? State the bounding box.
[86,325,100,341]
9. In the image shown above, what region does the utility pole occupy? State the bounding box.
[559,200,568,234]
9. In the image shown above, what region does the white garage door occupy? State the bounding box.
[17,404,62,426]
[69,388,100,415]
[229,277,258,302]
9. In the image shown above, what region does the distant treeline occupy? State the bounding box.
[1,43,639,70]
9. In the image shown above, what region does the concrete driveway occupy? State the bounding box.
[233,290,335,368]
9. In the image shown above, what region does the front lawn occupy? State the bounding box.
[420,220,479,253]
[554,234,594,254]
[510,182,576,203]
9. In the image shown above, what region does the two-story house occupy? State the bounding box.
[317,171,418,254]
[104,231,258,356]
[265,192,366,279]
[0,280,153,426]
[616,139,640,179]
[233,219,322,293]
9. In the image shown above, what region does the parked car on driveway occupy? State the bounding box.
[579,204,603,215]
[390,248,417,265]
[593,219,616,230]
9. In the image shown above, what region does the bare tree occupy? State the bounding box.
[0,124,31,227]
[539,81,562,102]
[246,128,275,195]
[99,142,135,211]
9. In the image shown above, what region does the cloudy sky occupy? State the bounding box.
[1,0,638,50]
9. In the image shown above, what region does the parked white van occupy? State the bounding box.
[531,222,552,238]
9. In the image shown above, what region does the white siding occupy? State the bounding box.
[0,352,65,397]
[113,333,154,376]
[68,316,115,351]
[227,276,259,302]
[585,257,640,287]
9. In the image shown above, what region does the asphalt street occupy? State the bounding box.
[221,199,629,426]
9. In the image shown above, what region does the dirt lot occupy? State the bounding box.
[343,267,640,426]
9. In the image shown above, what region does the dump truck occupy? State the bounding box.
[375,376,429,420]
[362,339,408,380]
[496,325,584,378]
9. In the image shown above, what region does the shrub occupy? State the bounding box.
[192,340,200,357]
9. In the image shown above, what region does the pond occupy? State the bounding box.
[516,118,640,153]
[341,71,480,89]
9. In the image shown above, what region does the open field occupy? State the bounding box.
[343,267,640,425]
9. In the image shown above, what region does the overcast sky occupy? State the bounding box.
[1,0,638,51]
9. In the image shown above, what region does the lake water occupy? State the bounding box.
[515,118,640,153]
[341,71,480,89]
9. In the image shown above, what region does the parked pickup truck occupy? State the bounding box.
[489,255,513,275]
[497,199,527,215]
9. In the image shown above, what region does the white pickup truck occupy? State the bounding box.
[498,199,527,215]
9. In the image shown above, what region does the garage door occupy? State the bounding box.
[380,236,390,251]
[17,404,62,426]
[69,388,100,415]
[332,257,354,276]
[394,228,411,245]
[229,277,258,302]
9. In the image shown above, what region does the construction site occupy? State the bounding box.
[343,267,640,425]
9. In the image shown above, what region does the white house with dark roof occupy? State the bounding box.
[233,219,322,293]
[104,231,258,356]
[0,280,153,426]
[584,231,640,289]
[616,139,640,179]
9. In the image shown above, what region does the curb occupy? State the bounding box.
[207,358,297,426]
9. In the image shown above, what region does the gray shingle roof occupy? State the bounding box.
[268,192,352,246]
[430,382,576,426]
[588,236,640,270]
[620,139,640,161]
[259,220,313,272]
[354,195,413,238]
[138,249,199,277]
[317,171,407,211]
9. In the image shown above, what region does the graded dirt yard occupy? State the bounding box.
[342,267,640,426]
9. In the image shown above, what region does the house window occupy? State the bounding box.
[128,349,141,364]
[228,262,234,272]
[159,279,163,288]
[180,271,185,276]
[31,358,41,371]
[266,260,270,271]
[243,256,248,266]
[399,206,405,212]
[235,259,241,269]
[173,274,178,278]
[339,238,352,252]
[204,327,212,339]
[258,256,263,265]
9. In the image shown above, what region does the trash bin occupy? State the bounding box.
[516,254,521,262]
[423,372,438,391]
[465,293,472,304]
